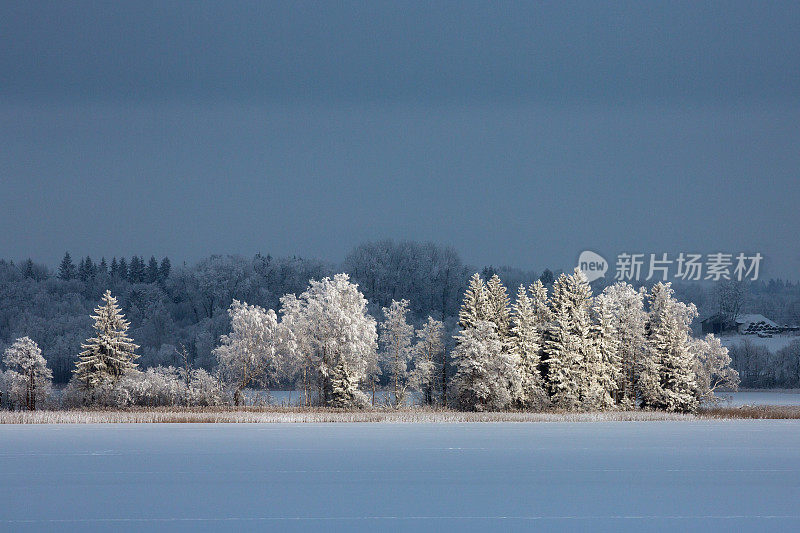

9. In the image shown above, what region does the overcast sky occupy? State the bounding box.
[2,1,799,277]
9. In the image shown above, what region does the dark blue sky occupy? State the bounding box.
[2,1,799,277]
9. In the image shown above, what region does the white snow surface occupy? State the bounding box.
[718,333,796,352]
[1,422,799,532]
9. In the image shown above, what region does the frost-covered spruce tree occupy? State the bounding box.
[451,320,518,411]
[279,274,376,408]
[599,283,647,409]
[3,337,52,410]
[592,294,621,409]
[528,279,553,324]
[328,360,367,409]
[74,290,139,392]
[642,282,698,413]
[459,273,488,330]
[379,299,414,407]
[691,334,740,405]
[511,285,547,409]
[410,316,444,406]
[543,269,602,409]
[485,274,512,339]
[214,300,290,406]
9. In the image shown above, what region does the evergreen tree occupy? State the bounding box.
[78,256,95,281]
[451,320,518,411]
[511,285,548,408]
[110,257,119,278]
[642,282,698,413]
[459,273,487,330]
[593,293,621,408]
[485,274,511,338]
[22,259,35,279]
[128,256,145,283]
[98,257,108,277]
[146,256,160,283]
[74,290,139,390]
[543,273,581,408]
[159,257,171,281]
[528,280,553,324]
[328,360,367,408]
[599,283,647,409]
[543,269,601,409]
[539,269,555,286]
[58,252,76,280]
[117,257,128,280]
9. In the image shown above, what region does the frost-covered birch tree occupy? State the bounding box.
[3,337,52,410]
[691,333,740,405]
[280,274,377,408]
[213,300,289,406]
[410,316,444,406]
[379,299,414,407]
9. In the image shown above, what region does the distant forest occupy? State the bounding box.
[1,240,799,384]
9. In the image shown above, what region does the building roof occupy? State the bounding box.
[735,314,778,328]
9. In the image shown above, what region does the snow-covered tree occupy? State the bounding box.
[642,282,698,413]
[598,283,647,408]
[379,299,414,407]
[511,285,547,409]
[528,279,552,324]
[3,337,52,410]
[213,300,289,406]
[279,274,377,408]
[691,333,740,405]
[451,320,518,411]
[592,294,621,409]
[485,274,511,338]
[410,316,445,406]
[458,273,488,330]
[543,268,602,409]
[74,290,139,392]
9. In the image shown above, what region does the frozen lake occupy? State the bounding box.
[260,389,800,407]
[1,422,799,531]
[720,391,800,406]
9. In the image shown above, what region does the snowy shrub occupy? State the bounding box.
[185,368,225,406]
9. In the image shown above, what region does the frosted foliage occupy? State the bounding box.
[74,290,139,389]
[280,273,377,407]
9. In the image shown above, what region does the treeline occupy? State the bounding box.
[1,269,738,413]
[729,339,800,388]
[0,240,798,388]
[0,242,481,383]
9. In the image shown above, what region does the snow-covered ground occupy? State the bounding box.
[1,422,799,531]
[718,333,798,352]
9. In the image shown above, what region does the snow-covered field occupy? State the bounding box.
[1,422,799,532]
[718,333,797,352]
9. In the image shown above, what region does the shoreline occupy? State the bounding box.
[2,405,798,424]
